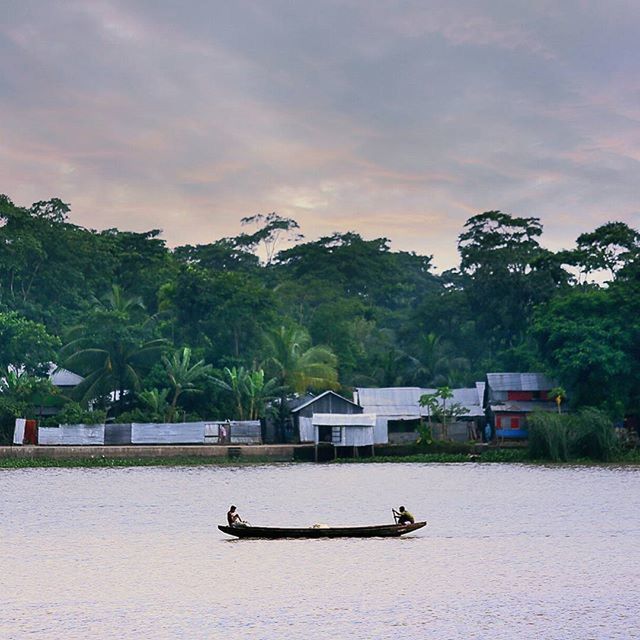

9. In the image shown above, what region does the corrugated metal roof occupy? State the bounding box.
[475,381,486,405]
[355,387,424,419]
[356,387,423,408]
[486,372,555,391]
[356,386,485,419]
[48,364,84,387]
[451,388,485,417]
[312,413,377,427]
[290,390,361,413]
[287,393,315,411]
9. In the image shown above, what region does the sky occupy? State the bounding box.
[1,0,639,270]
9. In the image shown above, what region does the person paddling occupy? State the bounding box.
[392,506,415,525]
[227,505,245,527]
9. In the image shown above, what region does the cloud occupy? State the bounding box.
[0,0,639,269]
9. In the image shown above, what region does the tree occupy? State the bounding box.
[419,386,469,440]
[243,368,280,420]
[459,211,544,275]
[549,386,567,414]
[213,366,280,420]
[264,325,338,394]
[99,228,175,313]
[419,392,439,427]
[0,311,60,374]
[410,332,469,387]
[574,221,640,281]
[238,212,303,264]
[214,366,249,419]
[61,285,167,414]
[162,347,213,422]
[456,210,570,360]
[174,238,260,273]
[263,325,339,441]
[532,288,632,412]
[0,195,119,330]
[436,386,454,440]
[275,232,436,308]
[0,368,60,443]
[137,388,170,422]
[159,266,276,362]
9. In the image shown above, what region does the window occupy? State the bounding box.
[318,425,343,444]
[497,415,522,430]
[388,419,420,433]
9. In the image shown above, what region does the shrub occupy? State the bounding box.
[569,407,618,462]
[41,402,107,427]
[528,408,618,462]
[528,411,568,461]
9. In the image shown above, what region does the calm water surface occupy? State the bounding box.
[1,463,639,639]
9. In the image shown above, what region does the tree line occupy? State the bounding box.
[1,193,639,443]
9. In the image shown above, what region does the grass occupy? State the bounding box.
[335,449,530,464]
[0,456,291,469]
[334,446,639,465]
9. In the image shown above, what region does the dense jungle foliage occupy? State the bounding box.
[1,193,639,442]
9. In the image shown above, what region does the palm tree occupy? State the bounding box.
[214,366,249,420]
[244,369,281,420]
[102,283,145,315]
[138,388,170,422]
[162,347,213,421]
[61,285,167,414]
[264,325,338,394]
[411,333,469,387]
[263,325,338,442]
[372,346,412,387]
[213,366,281,420]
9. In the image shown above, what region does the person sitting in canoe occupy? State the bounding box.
[393,506,415,525]
[227,505,246,527]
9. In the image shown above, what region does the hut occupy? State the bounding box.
[289,390,364,443]
[311,413,377,459]
[485,373,558,439]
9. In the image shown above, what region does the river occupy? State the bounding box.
[1,463,639,639]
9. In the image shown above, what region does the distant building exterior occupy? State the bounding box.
[35,364,85,419]
[48,364,84,393]
[311,412,376,449]
[354,385,485,443]
[289,390,364,443]
[485,373,558,438]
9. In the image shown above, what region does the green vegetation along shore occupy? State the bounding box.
[1,195,639,448]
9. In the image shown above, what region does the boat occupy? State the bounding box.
[218,521,426,539]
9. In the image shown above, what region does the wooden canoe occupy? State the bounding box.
[218,521,426,539]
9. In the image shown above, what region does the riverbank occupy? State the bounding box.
[0,444,315,466]
[1,443,638,467]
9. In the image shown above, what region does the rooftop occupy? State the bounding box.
[486,373,556,392]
